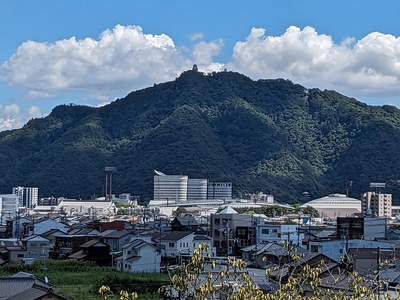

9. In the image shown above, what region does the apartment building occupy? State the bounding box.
[13,186,38,209]
[361,192,392,217]
[210,206,254,256]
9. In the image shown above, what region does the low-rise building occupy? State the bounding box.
[117,238,161,273]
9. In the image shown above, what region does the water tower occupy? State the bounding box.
[105,167,117,201]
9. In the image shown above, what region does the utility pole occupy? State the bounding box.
[377,246,381,295]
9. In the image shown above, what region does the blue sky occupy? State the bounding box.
[1,1,400,131]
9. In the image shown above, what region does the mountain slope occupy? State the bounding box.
[1,69,400,203]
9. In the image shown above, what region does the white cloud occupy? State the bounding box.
[190,33,204,41]
[2,24,400,132]
[228,26,400,97]
[0,24,223,103]
[0,104,44,131]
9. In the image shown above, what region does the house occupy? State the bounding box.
[308,239,396,262]
[68,239,111,266]
[157,231,195,258]
[347,247,400,275]
[116,238,161,273]
[52,229,100,258]
[21,235,52,260]
[193,235,216,257]
[100,229,133,252]
[0,271,68,300]
[32,218,70,235]
[256,223,304,246]
[171,215,199,232]
[0,239,25,263]
[241,241,308,268]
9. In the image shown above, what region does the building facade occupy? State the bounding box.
[187,179,208,201]
[13,187,38,209]
[256,223,304,246]
[207,182,232,200]
[210,207,254,256]
[0,194,19,224]
[154,170,188,202]
[154,170,232,202]
[336,217,387,240]
[361,192,392,217]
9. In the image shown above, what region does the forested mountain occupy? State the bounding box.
[1,69,400,204]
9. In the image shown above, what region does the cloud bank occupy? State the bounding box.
[1,24,400,130]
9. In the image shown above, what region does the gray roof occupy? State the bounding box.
[174,216,198,226]
[218,206,238,214]
[0,272,67,300]
[123,238,156,250]
[158,231,193,242]
[101,229,131,239]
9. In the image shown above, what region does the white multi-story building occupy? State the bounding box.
[361,192,392,217]
[256,223,304,246]
[207,182,232,200]
[154,170,232,202]
[13,186,38,209]
[0,194,19,224]
[154,170,188,202]
[187,179,208,201]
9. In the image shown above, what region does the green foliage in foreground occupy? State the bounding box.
[0,260,168,300]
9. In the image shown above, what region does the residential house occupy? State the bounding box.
[347,247,400,275]
[0,271,68,300]
[21,235,51,260]
[100,229,133,252]
[241,241,308,268]
[171,215,199,232]
[257,223,304,246]
[0,239,25,263]
[193,235,216,257]
[68,239,111,266]
[32,218,70,235]
[157,231,195,258]
[52,229,100,258]
[116,238,161,273]
[308,239,396,262]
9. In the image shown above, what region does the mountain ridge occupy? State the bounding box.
[1,69,400,204]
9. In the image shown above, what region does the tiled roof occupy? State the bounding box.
[158,231,193,242]
[0,272,65,300]
[101,230,131,239]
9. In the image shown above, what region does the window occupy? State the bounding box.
[17,254,24,258]
[169,242,175,247]
[311,245,319,253]
[261,229,270,234]
[31,243,37,247]
[214,218,220,225]
[214,241,220,247]
[272,229,278,233]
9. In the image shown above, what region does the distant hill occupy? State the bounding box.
[1,69,400,204]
